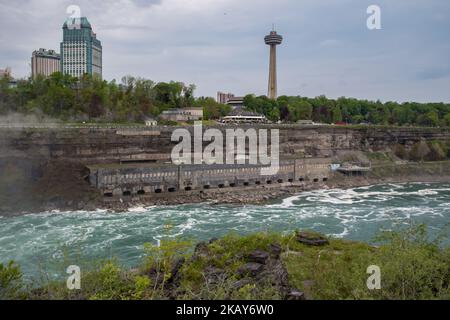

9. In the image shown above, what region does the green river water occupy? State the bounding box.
[0,182,449,280]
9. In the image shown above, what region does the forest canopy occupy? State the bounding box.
[0,73,228,123]
[244,94,450,127]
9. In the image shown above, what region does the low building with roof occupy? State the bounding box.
[220,107,268,124]
[160,107,203,122]
[225,97,245,109]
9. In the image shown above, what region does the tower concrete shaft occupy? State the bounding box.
[268,44,278,100]
[264,30,283,100]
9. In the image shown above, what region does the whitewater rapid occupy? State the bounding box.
[0,182,449,280]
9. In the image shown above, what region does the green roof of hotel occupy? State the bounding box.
[63,17,92,29]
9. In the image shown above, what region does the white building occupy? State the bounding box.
[160,108,203,122]
[221,108,268,124]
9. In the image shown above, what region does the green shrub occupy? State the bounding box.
[409,141,431,161]
[371,224,450,300]
[158,120,179,126]
[85,260,134,300]
[284,224,450,300]
[143,238,192,298]
[132,276,152,300]
[0,261,24,300]
[393,144,408,159]
[426,141,448,161]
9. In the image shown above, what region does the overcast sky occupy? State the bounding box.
[1,0,450,102]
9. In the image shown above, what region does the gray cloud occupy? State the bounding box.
[417,68,450,80]
[1,0,449,102]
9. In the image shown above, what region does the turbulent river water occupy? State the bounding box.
[0,182,449,280]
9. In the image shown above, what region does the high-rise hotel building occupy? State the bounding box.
[31,48,61,78]
[60,17,102,78]
[217,92,235,104]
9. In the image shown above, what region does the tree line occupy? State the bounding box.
[1,72,449,127]
[0,73,229,123]
[244,94,450,127]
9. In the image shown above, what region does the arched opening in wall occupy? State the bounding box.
[218,184,225,189]
[277,179,283,183]
[104,192,113,198]
[155,189,163,194]
[323,178,328,182]
[267,180,272,185]
[299,178,305,182]
[243,182,249,186]
[204,185,211,190]
[168,187,176,193]
[123,191,132,197]
[229,183,236,188]
[313,178,319,183]
[288,179,293,183]
[137,190,145,195]
[185,187,192,191]
[255,181,261,185]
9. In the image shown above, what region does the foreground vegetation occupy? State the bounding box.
[1,73,449,127]
[1,225,449,300]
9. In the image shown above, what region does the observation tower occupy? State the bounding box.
[264,29,283,100]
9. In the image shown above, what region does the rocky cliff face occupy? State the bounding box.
[0,125,449,215]
[1,126,449,164]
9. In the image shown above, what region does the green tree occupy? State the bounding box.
[195,97,230,120]
[444,113,450,127]
[287,99,312,122]
[331,105,343,123]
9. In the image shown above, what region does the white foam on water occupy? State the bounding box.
[266,195,302,208]
[234,210,251,218]
[171,218,199,236]
[387,183,406,189]
[330,227,350,238]
[127,206,148,213]
[417,189,439,196]
[354,185,372,190]
[306,195,357,205]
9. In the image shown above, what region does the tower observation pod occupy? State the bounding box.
[264,30,283,100]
